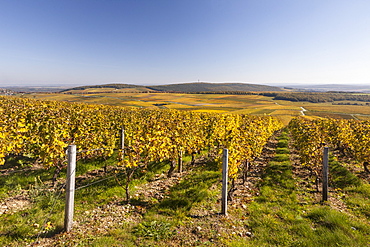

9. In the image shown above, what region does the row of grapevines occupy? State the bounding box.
[0,96,283,181]
[210,114,283,181]
[0,97,120,168]
[289,117,326,175]
[289,116,370,174]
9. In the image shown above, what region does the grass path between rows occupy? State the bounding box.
[231,129,370,247]
[1,129,370,246]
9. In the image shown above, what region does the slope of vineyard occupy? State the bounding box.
[289,116,370,175]
[2,96,370,246]
[0,96,283,181]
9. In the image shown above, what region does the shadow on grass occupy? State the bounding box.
[129,198,151,208]
[37,225,65,239]
[261,162,295,191]
[329,161,362,189]
[157,162,221,215]
[74,160,169,207]
[2,154,39,169]
[273,154,290,162]
[0,156,55,193]
[0,207,65,245]
[196,159,219,172]
[1,225,65,244]
[276,147,290,154]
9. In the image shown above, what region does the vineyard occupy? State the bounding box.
[289,117,370,176]
[1,96,370,246]
[0,96,282,184]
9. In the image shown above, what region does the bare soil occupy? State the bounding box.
[0,192,30,215]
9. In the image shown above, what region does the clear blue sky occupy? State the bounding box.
[1,0,370,87]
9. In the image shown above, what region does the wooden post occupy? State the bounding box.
[221,148,228,215]
[121,127,125,159]
[322,147,329,201]
[178,150,183,173]
[64,145,76,232]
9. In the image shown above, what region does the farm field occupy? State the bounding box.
[20,92,370,125]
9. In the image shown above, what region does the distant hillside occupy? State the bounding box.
[62,82,283,93]
[148,82,283,92]
[60,83,150,93]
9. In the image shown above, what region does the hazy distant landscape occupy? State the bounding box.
[283,84,370,92]
[4,82,370,93]
[6,82,370,127]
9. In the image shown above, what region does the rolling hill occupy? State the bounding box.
[148,82,283,92]
[62,82,284,93]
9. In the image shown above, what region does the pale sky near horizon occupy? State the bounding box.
[1,0,370,87]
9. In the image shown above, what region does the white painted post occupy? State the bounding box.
[64,145,76,232]
[178,150,183,173]
[221,148,228,215]
[322,147,329,201]
[121,127,125,159]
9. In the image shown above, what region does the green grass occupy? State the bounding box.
[229,131,370,247]
[129,160,222,246]
[345,184,370,219]
[133,220,175,241]
[1,150,220,246]
[2,131,370,246]
[273,153,290,162]
[276,147,290,154]
[0,156,55,197]
[0,154,125,246]
[328,160,370,220]
[0,156,66,244]
[330,160,362,189]
[277,139,289,148]
[0,181,65,246]
[157,170,220,216]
